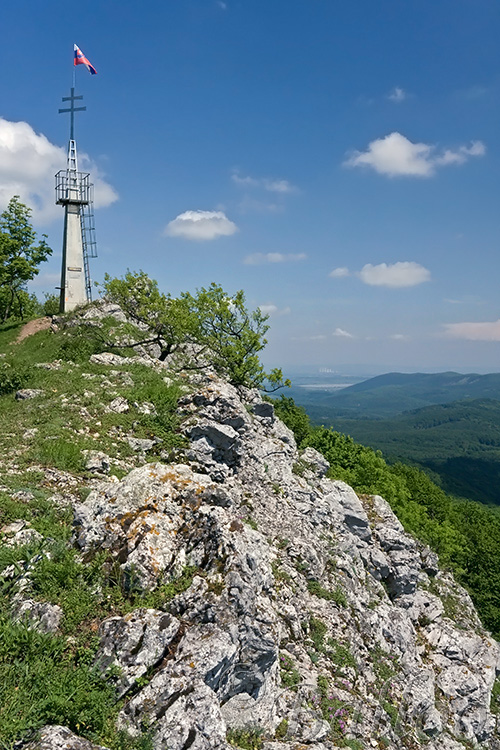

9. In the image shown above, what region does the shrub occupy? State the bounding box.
[0,361,31,395]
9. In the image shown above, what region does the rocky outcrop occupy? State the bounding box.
[50,370,500,749]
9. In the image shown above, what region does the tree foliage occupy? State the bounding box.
[103,271,290,390]
[0,197,52,322]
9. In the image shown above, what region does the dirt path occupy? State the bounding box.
[14,317,52,344]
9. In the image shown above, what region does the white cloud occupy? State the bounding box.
[344,132,485,177]
[329,267,350,278]
[164,210,238,241]
[388,87,407,103]
[258,304,291,317]
[444,319,500,341]
[310,334,327,341]
[358,261,431,288]
[390,333,410,341]
[243,252,306,265]
[0,117,118,224]
[333,327,354,338]
[231,171,297,193]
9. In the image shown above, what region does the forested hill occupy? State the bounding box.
[299,371,500,418]
[330,398,500,506]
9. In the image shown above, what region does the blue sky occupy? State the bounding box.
[1,0,499,374]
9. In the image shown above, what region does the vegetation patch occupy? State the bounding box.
[307,579,347,606]
[279,652,301,689]
[227,727,264,750]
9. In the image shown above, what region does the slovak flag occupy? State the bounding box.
[74,44,97,75]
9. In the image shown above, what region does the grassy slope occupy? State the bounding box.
[0,319,189,749]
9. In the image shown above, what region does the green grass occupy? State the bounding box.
[0,326,185,481]
[279,653,301,689]
[227,727,264,750]
[307,579,347,606]
[0,318,194,748]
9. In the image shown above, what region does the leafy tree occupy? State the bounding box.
[41,293,60,316]
[103,272,290,390]
[0,197,52,322]
[181,282,289,390]
[103,271,199,360]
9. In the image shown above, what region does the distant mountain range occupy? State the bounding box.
[291,371,500,419]
[289,372,500,506]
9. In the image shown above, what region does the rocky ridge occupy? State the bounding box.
[2,306,500,750]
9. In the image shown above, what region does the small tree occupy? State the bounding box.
[0,196,52,322]
[103,272,290,390]
[103,271,199,360]
[182,282,289,390]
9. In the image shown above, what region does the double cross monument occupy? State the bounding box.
[56,88,97,312]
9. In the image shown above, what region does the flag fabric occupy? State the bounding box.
[74,44,97,75]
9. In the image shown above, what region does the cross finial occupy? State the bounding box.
[58,87,86,141]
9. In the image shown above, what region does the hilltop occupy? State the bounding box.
[1,297,500,750]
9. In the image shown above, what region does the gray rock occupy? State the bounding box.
[1,520,43,547]
[85,450,111,474]
[15,389,44,400]
[127,436,155,452]
[22,725,109,749]
[12,597,63,633]
[299,447,330,478]
[105,396,129,413]
[252,401,275,421]
[95,609,180,697]
[335,481,372,541]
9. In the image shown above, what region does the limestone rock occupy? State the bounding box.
[84,450,111,474]
[14,359,499,750]
[0,520,43,547]
[15,389,44,400]
[23,725,109,750]
[12,597,63,633]
[94,608,181,697]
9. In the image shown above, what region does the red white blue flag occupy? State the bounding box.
[74,44,97,75]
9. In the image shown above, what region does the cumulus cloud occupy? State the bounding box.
[444,320,500,341]
[243,252,306,265]
[330,261,431,288]
[333,328,354,338]
[258,304,291,317]
[329,267,350,278]
[358,261,431,288]
[344,132,485,177]
[231,171,297,194]
[0,117,118,223]
[387,87,407,103]
[164,210,238,241]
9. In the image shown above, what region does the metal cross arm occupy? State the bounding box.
[59,87,86,141]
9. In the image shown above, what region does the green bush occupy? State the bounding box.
[227,727,264,750]
[0,360,31,395]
